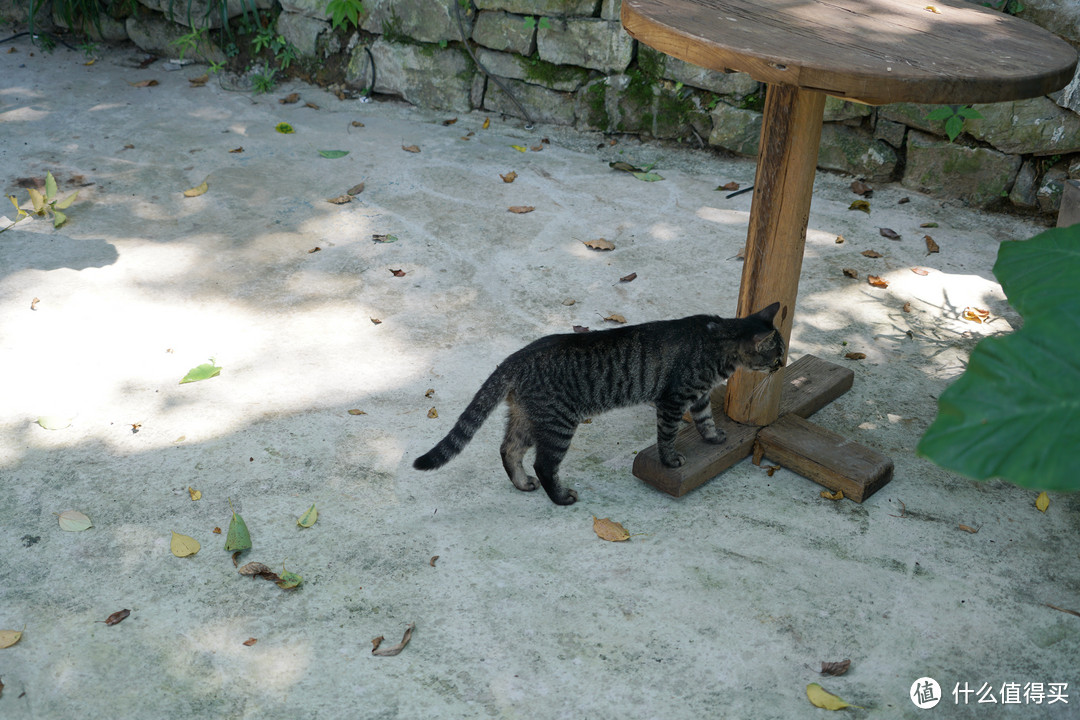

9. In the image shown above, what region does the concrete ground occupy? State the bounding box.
[2,40,1078,720]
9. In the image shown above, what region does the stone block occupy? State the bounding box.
[126,13,225,62]
[348,39,474,112]
[361,0,469,45]
[1038,164,1068,214]
[873,118,906,149]
[878,102,946,137]
[135,0,270,29]
[707,102,762,156]
[1017,0,1080,46]
[485,77,576,126]
[538,17,634,73]
[1053,64,1080,114]
[475,0,600,14]
[601,0,621,20]
[280,0,329,21]
[638,47,758,97]
[817,124,897,182]
[823,95,872,122]
[965,97,1080,156]
[473,11,536,56]
[1008,159,1039,208]
[902,130,1021,208]
[276,12,329,58]
[476,49,588,92]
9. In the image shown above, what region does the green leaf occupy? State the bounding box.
[52,209,67,228]
[538,16,551,29]
[297,503,318,528]
[224,503,252,551]
[58,510,93,532]
[45,172,57,202]
[179,361,221,384]
[632,171,664,182]
[994,226,1080,320]
[318,149,350,159]
[958,106,983,120]
[944,115,962,141]
[925,106,954,122]
[276,569,302,589]
[54,191,79,210]
[275,122,295,134]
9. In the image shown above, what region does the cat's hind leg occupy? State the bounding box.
[655,397,688,467]
[690,390,725,444]
[533,423,579,506]
[501,405,538,492]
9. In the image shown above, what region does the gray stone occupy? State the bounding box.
[484,77,576,125]
[1038,164,1068,214]
[573,74,708,138]
[280,0,330,21]
[361,0,469,45]
[878,102,947,137]
[638,47,758,97]
[476,49,588,92]
[823,96,872,122]
[575,76,619,131]
[902,131,1021,208]
[473,11,536,56]
[601,0,621,20]
[475,0,600,14]
[537,18,634,73]
[1069,156,1080,179]
[1016,0,1080,46]
[1008,160,1039,208]
[125,14,225,62]
[873,118,906,149]
[707,102,762,157]
[276,12,329,58]
[817,124,898,182]
[965,97,1080,156]
[52,11,128,41]
[135,0,270,29]
[1053,64,1080,114]
[348,39,474,112]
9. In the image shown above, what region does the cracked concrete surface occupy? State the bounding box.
[1,40,1078,719]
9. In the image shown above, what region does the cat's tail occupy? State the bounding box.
[413,364,511,471]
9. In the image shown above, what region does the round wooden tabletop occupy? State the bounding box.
[622,0,1078,105]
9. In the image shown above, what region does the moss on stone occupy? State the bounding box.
[517,53,587,88]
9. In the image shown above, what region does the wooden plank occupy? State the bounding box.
[755,414,893,502]
[634,354,851,496]
[621,0,1077,105]
[724,84,825,427]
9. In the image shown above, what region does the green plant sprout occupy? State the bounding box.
[0,195,29,235]
[251,65,279,94]
[326,0,363,31]
[26,172,79,228]
[523,16,551,30]
[925,104,983,142]
[170,25,209,60]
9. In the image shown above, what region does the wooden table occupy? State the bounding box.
[622,0,1078,501]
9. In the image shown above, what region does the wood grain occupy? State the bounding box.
[622,0,1077,104]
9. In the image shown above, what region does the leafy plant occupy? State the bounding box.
[270,35,297,69]
[23,172,79,228]
[925,104,983,142]
[251,25,276,53]
[1,195,29,235]
[171,25,209,60]
[523,16,551,30]
[251,66,279,94]
[918,224,1080,490]
[327,0,363,31]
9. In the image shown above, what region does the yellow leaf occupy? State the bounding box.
[297,503,318,528]
[511,145,527,153]
[84,58,96,66]
[0,628,23,648]
[821,489,844,501]
[428,407,438,418]
[170,531,201,557]
[583,238,615,251]
[188,487,201,501]
[1036,491,1049,512]
[604,314,627,324]
[27,187,46,214]
[482,117,490,129]
[183,180,208,197]
[593,516,630,542]
[807,683,861,710]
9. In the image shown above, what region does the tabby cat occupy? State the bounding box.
[413,302,785,505]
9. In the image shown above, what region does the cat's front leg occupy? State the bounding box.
[655,401,686,467]
[690,391,725,444]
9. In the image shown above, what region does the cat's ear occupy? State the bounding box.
[752,302,781,325]
[751,330,774,349]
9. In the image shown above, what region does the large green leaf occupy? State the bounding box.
[919,226,1080,490]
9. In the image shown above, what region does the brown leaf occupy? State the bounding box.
[572,325,590,333]
[765,464,781,477]
[719,181,740,191]
[347,182,365,196]
[867,275,889,288]
[279,93,300,104]
[371,635,384,651]
[842,268,858,279]
[821,489,844,501]
[593,516,630,542]
[958,523,980,534]
[424,388,435,398]
[508,205,535,214]
[821,659,851,676]
[213,526,222,534]
[619,272,637,283]
[924,235,940,253]
[389,269,406,277]
[30,297,40,310]
[308,246,321,253]
[844,352,866,360]
[604,313,627,324]
[129,79,158,87]
[305,102,320,109]
[835,235,845,244]
[429,555,439,567]
[898,197,911,204]
[861,250,883,258]
[228,146,244,153]
[962,307,990,323]
[910,267,929,276]
[427,407,438,419]
[326,194,352,205]
[879,227,901,240]
[500,171,517,183]
[372,623,414,656]
[583,238,615,251]
[902,302,912,313]
[238,562,280,581]
[348,408,367,415]
[351,120,365,127]
[370,318,381,325]
[243,637,258,646]
[402,145,420,153]
[188,73,209,86]
[530,144,544,152]
[137,55,157,68]
[441,117,458,125]
[104,609,130,626]
[850,180,873,196]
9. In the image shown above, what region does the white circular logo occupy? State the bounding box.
[910,677,942,709]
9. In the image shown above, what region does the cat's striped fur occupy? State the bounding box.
[413,302,784,505]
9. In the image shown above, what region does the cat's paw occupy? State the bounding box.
[550,488,578,506]
[511,475,539,492]
[660,452,686,468]
[701,430,726,445]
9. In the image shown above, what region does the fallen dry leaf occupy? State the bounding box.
[213,527,222,534]
[482,117,490,129]
[835,235,845,244]
[347,182,365,196]
[807,683,861,710]
[849,199,870,214]
[619,272,637,283]
[372,624,414,656]
[868,275,889,288]
[305,102,319,109]
[389,269,406,277]
[593,516,631,542]
[308,246,321,253]
[962,307,990,323]
[958,523,980,533]
[821,659,851,676]
[1036,491,1049,512]
[188,487,201,501]
[765,464,781,477]
[879,227,901,240]
[925,5,941,12]
[30,297,40,310]
[238,562,279,581]
[530,145,544,152]
[104,609,130,626]
[326,194,352,205]
[279,93,300,104]
[604,314,627,324]
[243,637,258,646]
[508,206,535,214]
[348,409,367,415]
[129,79,158,87]
[924,235,940,253]
[850,180,873,196]
[351,120,364,127]
[899,197,911,204]
[842,268,858,279]
[583,238,615,251]
[500,171,517,183]
[902,302,912,313]
[861,249,883,258]
[572,325,590,333]
[370,318,381,325]
[402,145,420,153]
[0,629,23,649]
[183,180,209,197]
[424,388,435,398]
[910,267,929,276]
[228,146,244,153]
[429,555,439,567]
[844,352,866,360]
[718,181,740,191]
[821,489,844,501]
[441,117,458,126]
[188,74,209,86]
[427,407,438,419]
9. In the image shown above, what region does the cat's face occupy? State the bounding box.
[739,302,785,373]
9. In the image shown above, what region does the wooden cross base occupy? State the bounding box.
[632,355,893,502]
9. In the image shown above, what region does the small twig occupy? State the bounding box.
[888,499,908,518]
[1045,603,1080,618]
